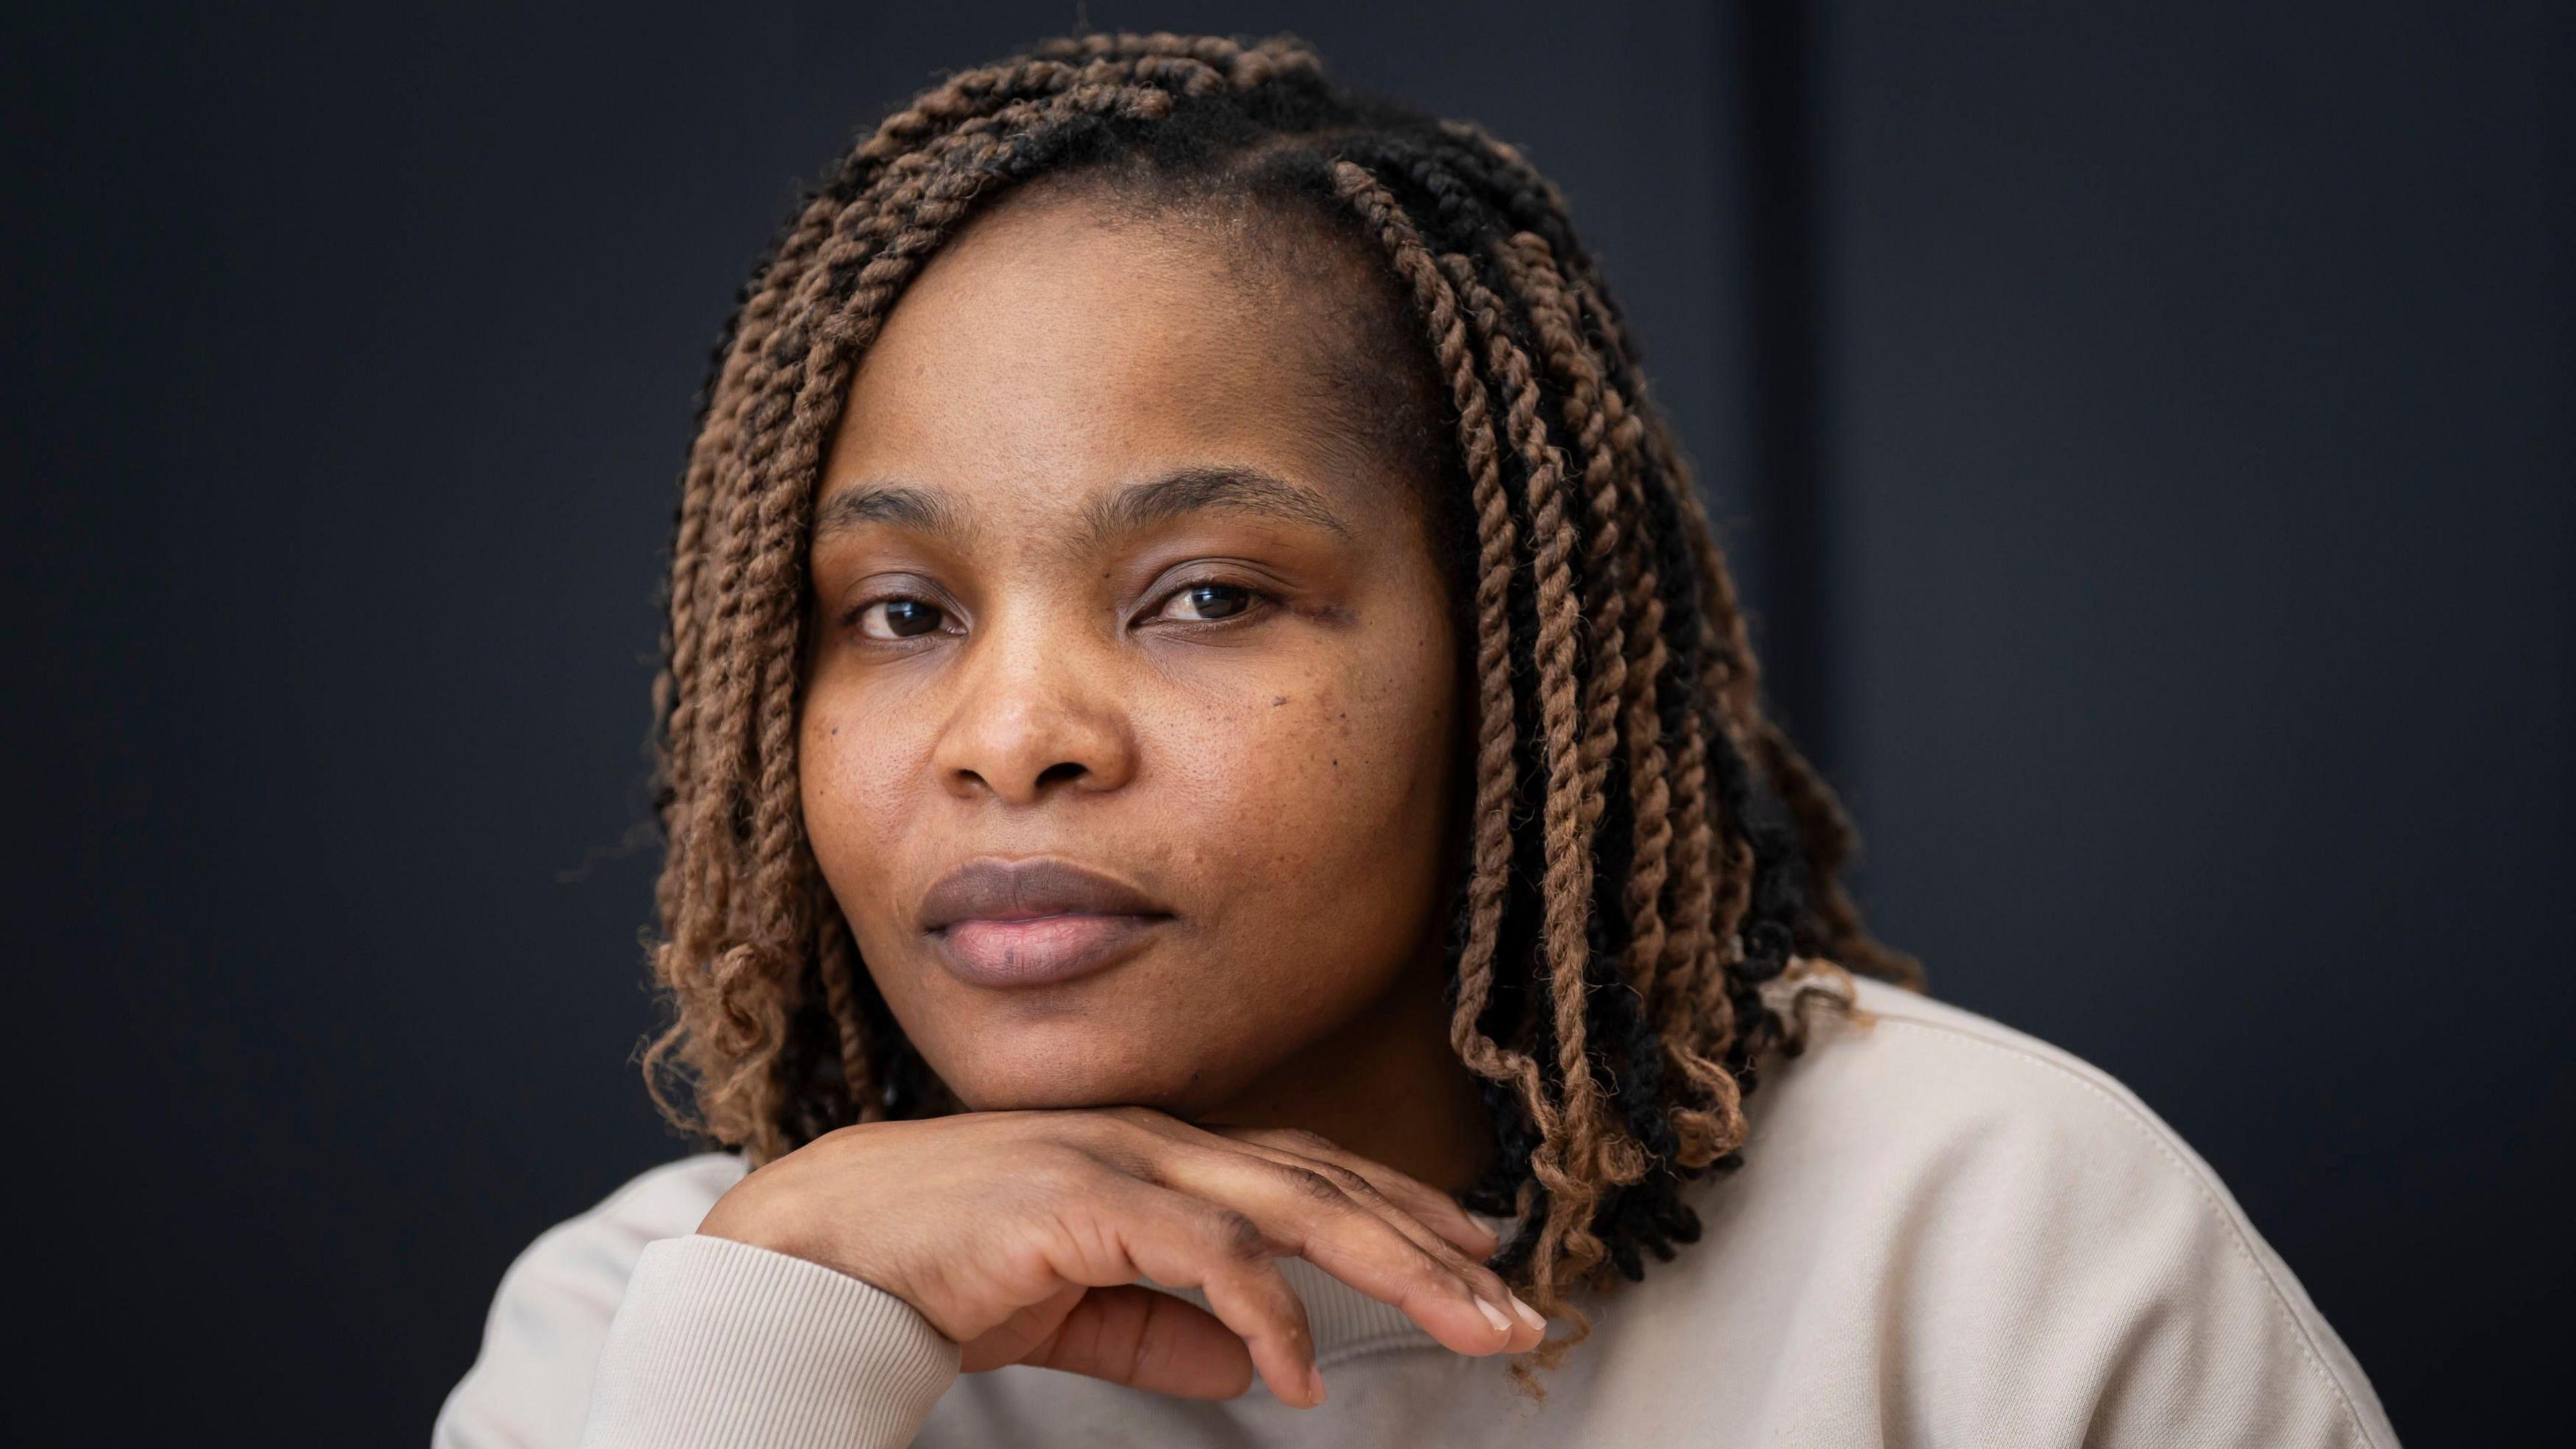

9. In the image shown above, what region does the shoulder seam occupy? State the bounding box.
[1868,1016,2382,1449]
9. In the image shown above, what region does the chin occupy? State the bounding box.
[948,1071,1203,1116]
[931,1024,1238,1118]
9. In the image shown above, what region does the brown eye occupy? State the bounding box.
[856,597,947,640]
[1155,582,1262,623]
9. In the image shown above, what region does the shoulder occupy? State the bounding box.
[1781,973,2240,1163]
[1646,973,2400,1448]
[433,1151,750,1448]
[1762,974,2311,1220]
[1723,973,2269,1250]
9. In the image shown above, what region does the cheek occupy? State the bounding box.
[1165,635,1458,972]
[797,694,928,945]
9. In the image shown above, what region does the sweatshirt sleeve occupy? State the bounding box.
[433,1155,962,1449]
[575,1234,961,1448]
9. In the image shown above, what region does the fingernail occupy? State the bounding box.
[1508,1292,1546,1332]
[1476,1297,1513,1334]
[1308,1364,1328,1404]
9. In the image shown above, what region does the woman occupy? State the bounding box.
[435,31,2398,1448]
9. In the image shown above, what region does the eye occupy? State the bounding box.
[849,596,950,641]
[1148,580,1273,625]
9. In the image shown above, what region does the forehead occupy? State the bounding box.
[820,185,1405,524]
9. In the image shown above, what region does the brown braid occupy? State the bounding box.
[637,30,1922,1394]
[1496,230,1750,1178]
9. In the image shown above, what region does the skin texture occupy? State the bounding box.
[794,182,1493,1197]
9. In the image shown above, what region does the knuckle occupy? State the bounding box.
[1088,1144,1164,1184]
[1070,1109,1141,1144]
[1101,1104,1171,1134]
[1276,1127,1341,1155]
[1316,1163,1379,1198]
[1407,1244,1466,1289]
[1207,1208,1269,1263]
[1029,1142,1109,1191]
[1267,1314,1314,1360]
[1273,1164,1344,1203]
[1067,1114,1166,1168]
[1044,1116,1116,1158]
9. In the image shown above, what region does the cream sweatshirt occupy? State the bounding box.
[432,976,2401,1448]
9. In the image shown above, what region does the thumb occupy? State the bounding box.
[973,1284,1257,1399]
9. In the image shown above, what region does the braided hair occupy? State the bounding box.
[639,30,1923,1389]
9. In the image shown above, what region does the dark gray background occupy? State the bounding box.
[7,3,2565,1444]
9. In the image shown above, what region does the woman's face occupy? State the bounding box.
[798,185,1464,1117]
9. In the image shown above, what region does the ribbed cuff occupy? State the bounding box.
[577,1234,961,1449]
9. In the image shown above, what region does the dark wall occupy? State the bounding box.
[1819,7,2571,1442]
[6,4,2561,1444]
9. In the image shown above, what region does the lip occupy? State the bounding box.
[918,855,1176,989]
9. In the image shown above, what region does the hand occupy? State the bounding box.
[696,1104,1546,1407]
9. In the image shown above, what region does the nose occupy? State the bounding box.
[930,614,1138,806]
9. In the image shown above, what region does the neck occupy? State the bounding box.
[1189,943,1495,1199]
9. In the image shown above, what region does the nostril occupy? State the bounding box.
[1035,761,1087,787]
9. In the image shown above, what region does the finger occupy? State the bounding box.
[1252,1152,1544,1348]
[1085,1112,1540,1350]
[1187,1128,1547,1348]
[1199,1122,1503,1259]
[1124,1116,1544,1348]
[1214,1139,1513,1297]
[1112,1183,1328,1408]
[1146,1143,1539,1358]
[1115,1110,1498,1258]
[1012,1285,1255,1400]
[959,1283,1087,1375]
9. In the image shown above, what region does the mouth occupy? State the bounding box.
[916,855,1178,989]
[928,911,1173,988]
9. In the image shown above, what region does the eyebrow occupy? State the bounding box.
[811,464,1354,550]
